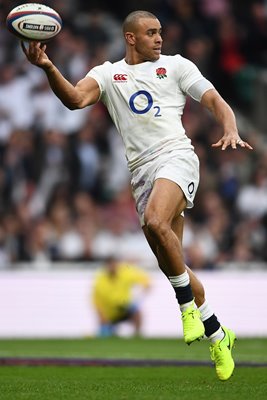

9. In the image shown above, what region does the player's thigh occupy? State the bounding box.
[144,178,187,225]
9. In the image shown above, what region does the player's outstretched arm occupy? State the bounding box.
[21,41,100,110]
[201,89,253,151]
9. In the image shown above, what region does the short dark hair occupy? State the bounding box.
[122,10,158,33]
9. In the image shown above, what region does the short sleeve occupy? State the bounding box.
[176,55,208,94]
[86,61,111,97]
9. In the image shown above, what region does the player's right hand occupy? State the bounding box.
[21,41,53,70]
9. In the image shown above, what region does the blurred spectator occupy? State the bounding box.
[183,34,213,79]
[0,65,35,142]
[236,165,267,219]
[69,125,101,194]
[103,126,131,197]
[45,197,86,261]
[241,0,267,67]
[72,191,99,260]
[213,14,248,103]
[200,0,230,19]
[73,9,125,62]
[32,77,89,134]
[92,256,151,336]
[1,129,35,210]
[28,129,70,218]
[27,217,55,264]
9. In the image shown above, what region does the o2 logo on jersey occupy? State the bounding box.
[129,90,161,117]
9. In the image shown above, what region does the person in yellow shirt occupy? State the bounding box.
[92,256,151,337]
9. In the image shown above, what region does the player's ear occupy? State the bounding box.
[125,32,135,45]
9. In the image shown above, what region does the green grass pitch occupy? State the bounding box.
[0,337,266,400]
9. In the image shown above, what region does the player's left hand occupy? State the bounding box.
[212,134,253,151]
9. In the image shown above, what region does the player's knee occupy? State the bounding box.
[144,213,170,241]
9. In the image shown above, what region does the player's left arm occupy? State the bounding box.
[201,88,253,151]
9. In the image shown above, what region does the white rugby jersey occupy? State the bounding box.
[87,54,213,171]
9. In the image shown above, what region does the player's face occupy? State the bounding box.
[132,18,163,62]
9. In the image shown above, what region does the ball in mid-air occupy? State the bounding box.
[6,3,62,42]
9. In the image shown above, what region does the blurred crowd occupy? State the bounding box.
[0,0,267,269]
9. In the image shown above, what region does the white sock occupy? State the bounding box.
[209,327,225,343]
[169,271,195,312]
[199,300,224,341]
[179,300,196,313]
[169,271,190,287]
[198,300,214,322]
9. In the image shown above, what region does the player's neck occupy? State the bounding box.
[125,55,142,65]
[124,50,149,65]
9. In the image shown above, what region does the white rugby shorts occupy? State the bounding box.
[130,148,200,226]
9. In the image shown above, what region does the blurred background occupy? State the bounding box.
[0,0,267,338]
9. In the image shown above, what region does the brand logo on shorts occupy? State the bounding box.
[188,182,195,196]
[113,74,128,82]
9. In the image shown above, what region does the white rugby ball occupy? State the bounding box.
[6,3,62,42]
